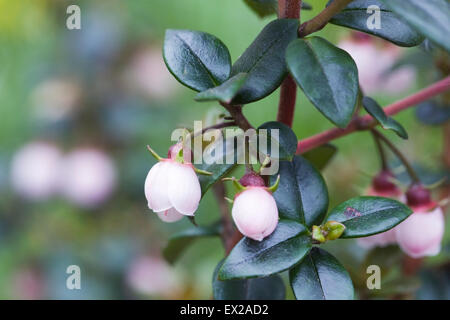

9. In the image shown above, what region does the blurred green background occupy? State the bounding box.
[0,0,448,299]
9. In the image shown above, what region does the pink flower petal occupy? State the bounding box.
[396,207,444,258]
[167,162,201,216]
[145,161,172,212]
[156,208,184,223]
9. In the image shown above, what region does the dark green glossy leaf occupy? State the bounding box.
[231,19,300,104]
[326,196,412,238]
[328,0,424,47]
[163,223,222,264]
[163,29,231,92]
[286,37,359,128]
[195,73,248,104]
[257,121,298,161]
[290,247,354,300]
[218,220,311,280]
[363,97,408,139]
[416,101,450,126]
[270,156,329,226]
[379,0,450,52]
[213,260,286,300]
[243,0,312,18]
[302,144,338,170]
[197,135,242,196]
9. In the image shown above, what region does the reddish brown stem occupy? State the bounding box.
[277,0,301,128]
[298,0,353,37]
[297,76,450,154]
[213,183,238,255]
[278,0,301,19]
[277,77,298,127]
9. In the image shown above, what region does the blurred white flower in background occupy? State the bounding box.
[31,78,82,122]
[10,141,63,201]
[61,148,117,209]
[122,47,177,100]
[396,206,445,258]
[10,143,117,209]
[126,256,180,298]
[338,33,416,95]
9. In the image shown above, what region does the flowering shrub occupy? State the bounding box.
[144,0,449,300]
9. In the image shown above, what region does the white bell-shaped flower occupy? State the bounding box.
[144,147,201,223]
[395,206,444,258]
[232,187,279,241]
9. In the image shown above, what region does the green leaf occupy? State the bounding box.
[163,29,231,92]
[218,220,311,280]
[270,156,329,226]
[197,135,242,196]
[243,0,277,18]
[326,196,412,238]
[328,0,424,47]
[379,0,450,52]
[290,247,355,300]
[231,19,300,104]
[257,121,298,161]
[363,97,408,139]
[243,0,312,18]
[286,37,359,128]
[302,144,338,170]
[213,260,286,300]
[163,223,222,264]
[195,73,248,104]
[302,2,313,10]
[416,101,450,126]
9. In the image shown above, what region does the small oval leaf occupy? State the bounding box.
[231,19,300,104]
[218,220,311,280]
[363,97,408,139]
[213,260,286,300]
[290,247,355,300]
[326,196,412,238]
[195,73,248,103]
[271,156,329,227]
[328,0,424,47]
[164,29,231,92]
[257,121,298,161]
[379,0,450,53]
[286,37,359,128]
[197,135,242,196]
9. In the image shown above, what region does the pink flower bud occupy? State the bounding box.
[232,187,279,241]
[239,171,266,187]
[370,170,401,197]
[10,142,63,201]
[61,148,117,209]
[395,206,444,258]
[145,159,201,222]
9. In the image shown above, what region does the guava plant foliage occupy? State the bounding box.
[156,0,450,300]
